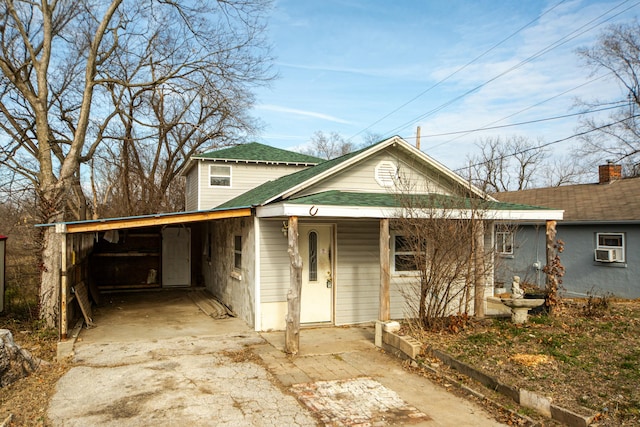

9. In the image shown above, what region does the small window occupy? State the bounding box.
[595,232,625,262]
[308,231,318,282]
[496,230,514,255]
[392,233,426,273]
[234,235,242,269]
[210,165,231,187]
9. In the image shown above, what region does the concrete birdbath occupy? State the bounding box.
[500,298,546,324]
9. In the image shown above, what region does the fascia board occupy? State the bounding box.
[257,203,564,221]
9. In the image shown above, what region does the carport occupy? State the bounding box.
[45,207,252,340]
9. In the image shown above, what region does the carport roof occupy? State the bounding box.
[37,207,252,234]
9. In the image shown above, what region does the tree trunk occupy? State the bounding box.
[285,216,302,355]
[39,226,62,329]
[0,329,43,387]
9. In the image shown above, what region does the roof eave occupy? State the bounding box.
[257,202,563,221]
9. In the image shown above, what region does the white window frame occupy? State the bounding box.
[209,164,231,187]
[496,230,514,255]
[391,232,426,275]
[595,232,625,262]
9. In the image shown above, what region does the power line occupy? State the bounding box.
[425,73,622,144]
[384,0,640,138]
[411,104,623,139]
[452,113,640,172]
[346,0,570,141]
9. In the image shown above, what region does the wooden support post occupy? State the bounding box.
[379,218,391,321]
[545,220,557,314]
[545,220,557,273]
[60,232,68,340]
[473,221,485,318]
[285,216,302,355]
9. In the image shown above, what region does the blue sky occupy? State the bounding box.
[251,0,639,170]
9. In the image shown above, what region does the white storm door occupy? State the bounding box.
[299,224,333,323]
[162,227,191,287]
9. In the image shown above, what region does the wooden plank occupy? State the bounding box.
[379,218,390,321]
[285,216,302,355]
[75,281,94,327]
[65,208,252,234]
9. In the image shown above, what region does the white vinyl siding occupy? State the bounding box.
[184,166,200,211]
[197,161,312,209]
[259,218,417,325]
[299,149,453,197]
[259,220,290,303]
[334,220,380,325]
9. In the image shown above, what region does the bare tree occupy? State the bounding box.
[304,131,355,160]
[392,174,493,330]
[539,156,589,187]
[0,0,273,327]
[464,135,549,193]
[575,20,640,165]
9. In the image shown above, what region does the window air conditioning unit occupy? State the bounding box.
[595,248,617,262]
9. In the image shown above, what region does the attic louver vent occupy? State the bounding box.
[375,161,397,187]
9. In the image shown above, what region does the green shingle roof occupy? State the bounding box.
[196,142,323,164]
[216,144,373,208]
[285,190,554,210]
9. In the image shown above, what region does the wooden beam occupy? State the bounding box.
[545,220,557,269]
[285,216,303,355]
[379,218,390,321]
[60,233,68,340]
[473,221,485,318]
[65,208,252,234]
[545,220,558,314]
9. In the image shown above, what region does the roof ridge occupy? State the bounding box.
[196,142,324,163]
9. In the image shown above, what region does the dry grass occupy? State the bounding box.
[0,319,68,427]
[412,299,640,426]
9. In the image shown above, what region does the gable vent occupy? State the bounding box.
[375,161,398,187]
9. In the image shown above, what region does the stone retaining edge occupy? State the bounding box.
[375,325,597,427]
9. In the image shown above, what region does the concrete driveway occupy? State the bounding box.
[49,290,507,426]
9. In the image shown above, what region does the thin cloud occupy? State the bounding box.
[257,104,352,124]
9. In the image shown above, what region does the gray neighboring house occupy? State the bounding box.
[495,163,640,299]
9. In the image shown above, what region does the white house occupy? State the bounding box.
[45,137,563,337]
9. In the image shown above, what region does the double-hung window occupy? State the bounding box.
[210,165,231,187]
[496,227,514,255]
[392,233,426,273]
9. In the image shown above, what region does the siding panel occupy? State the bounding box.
[197,162,310,209]
[335,220,381,325]
[300,149,453,197]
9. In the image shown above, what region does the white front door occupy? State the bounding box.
[162,227,191,287]
[299,224,333,323]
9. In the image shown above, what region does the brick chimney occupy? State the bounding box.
[599,161,622,184]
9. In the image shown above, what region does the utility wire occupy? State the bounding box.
[452,113,640,172]
[384,0,639,138]
[423,74,613,144]
[412,104,623,138]
[346,0,569,141]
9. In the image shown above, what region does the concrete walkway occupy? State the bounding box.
[49,291,506,426]
[258,327,506,426]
